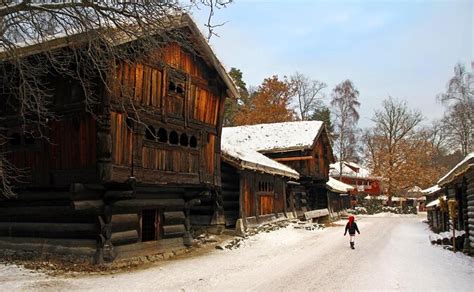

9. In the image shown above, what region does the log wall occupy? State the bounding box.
[4,113,97,187]
[465,168,474,254]
[221,166,288,225]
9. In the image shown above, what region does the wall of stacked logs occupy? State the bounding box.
[466,168,474,255]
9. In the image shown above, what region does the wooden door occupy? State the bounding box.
[141,209,161,241]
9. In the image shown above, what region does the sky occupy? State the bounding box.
[192,0,473,128]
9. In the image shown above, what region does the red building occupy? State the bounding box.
[329,161,383,197]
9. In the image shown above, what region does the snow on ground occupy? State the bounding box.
[1,215,473,291]
[358,212,417,218]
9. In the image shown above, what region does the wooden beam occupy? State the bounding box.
[274,156,314,162]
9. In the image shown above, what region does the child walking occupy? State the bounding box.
[344,216,360,249]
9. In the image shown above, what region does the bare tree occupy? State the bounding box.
[0,0,231,199]
[438,63,473,156]
[290,72,326,121]
[370,97,423,201]
[330,79,360,175]
[425,120,448,154]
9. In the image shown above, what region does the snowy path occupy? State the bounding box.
[1,215,474,291]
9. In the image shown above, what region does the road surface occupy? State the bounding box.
[1,214,474,291]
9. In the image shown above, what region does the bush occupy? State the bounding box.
[354,198,418,215]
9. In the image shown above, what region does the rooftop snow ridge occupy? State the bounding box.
[222,121,324,153]
[221,142,299,179]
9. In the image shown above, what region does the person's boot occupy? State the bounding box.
[350,242,354,249]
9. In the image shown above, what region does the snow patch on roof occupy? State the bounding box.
[221,142,299,179]
[438,152,474,186]
[421,185,441,194]
[426,196,447,208]
[329,161,372,178]
[222,121,324,153]
[327,177,354,193]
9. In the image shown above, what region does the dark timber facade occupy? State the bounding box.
[0,16,237,263]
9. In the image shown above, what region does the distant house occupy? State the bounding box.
[330,161,383,205]
[404,186,426,211]
[423,185,447,232]
[222,121,335,218]
[436,153,474,255]
[220,142,299,226]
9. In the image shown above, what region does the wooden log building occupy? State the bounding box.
[222,121,335,218]
[424,185,448,233]
[220,140,299,227]
[0,15,238,263]
[326,177,354,220]
[436,152,474,255]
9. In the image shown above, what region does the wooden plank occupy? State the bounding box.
[274,156,314,162]
[111,214,139,232]
[163,211,186,225]
[142,65,151,105]
[0,222,97,239]
[71,200,104,212]
[162,224,185,235]
[304,208,330,220]
[0,237,97,257]
[110,199,185,212]
[116,113,123,164]
[111,230,139,246]
[151,69,158,107]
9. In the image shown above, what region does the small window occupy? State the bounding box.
[126,117,134,130]
[176,84,184,95]
[158,128,167,143]
[168,81,176,91]
[10,133,21,146]
[169,131,179,145]
[189,136,197,148]
[145,125,155,140]
[24,133,35,145]
[180,133,188,146]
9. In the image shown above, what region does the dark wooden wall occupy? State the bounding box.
[107,43,225,187]
[221,167,287,223]
[3,113,97,187]
[0,38,230,262]
[268,128,333,181]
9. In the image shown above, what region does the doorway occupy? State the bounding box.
[141,209,161,242]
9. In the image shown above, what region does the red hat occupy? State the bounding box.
[348,216,354,226]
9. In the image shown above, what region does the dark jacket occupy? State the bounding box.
[344,222,360,235]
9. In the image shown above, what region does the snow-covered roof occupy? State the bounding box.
[221,143,299,179]
[364,195,388,201]
[426,196,447,208]
[438,152,474,186]
[326,177,355,193]
[421,185,442,194]
[407,186,423,193]
[222,121,325,153]
[329,161,373,179]
[391,196,406,202]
